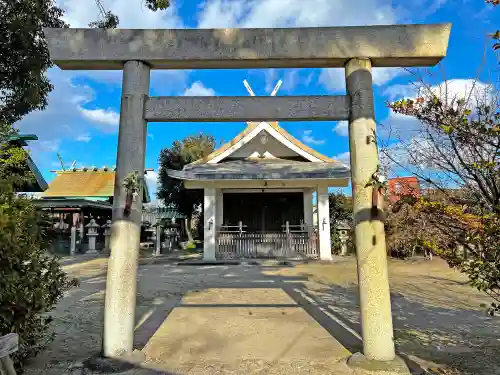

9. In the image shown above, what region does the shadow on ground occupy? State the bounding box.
[24,256,500,375]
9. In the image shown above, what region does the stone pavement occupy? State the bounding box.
[26,257,497,375]
[140,288,351,374]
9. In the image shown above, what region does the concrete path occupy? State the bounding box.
[141,288,351,373]
[25,257,497,375]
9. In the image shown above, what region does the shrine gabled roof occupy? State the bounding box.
[42,170,151,203]
[168,159,350,181]
[191,121,338,164]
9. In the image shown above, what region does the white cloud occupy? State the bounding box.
[384,79,494,105]
[264,69,308,94]
[197,0,400,93]
[58,0,184,29]
[183,81,216,96]
[431,79,495,106]
[13,69,120,174]
[76,134,92,142]
[378,111,422,142]
[372,68,408,86]
[379,136,447,179]
[383,83,418,101]
[333,121,349,137]
[265,70,278,94]
[145,170,159,203]
[145,170,159,188]
[55,0,189,93]
[197,0,397,29]
[378,78,497,182]
[197,0,247,29]
[332,151,350,167]
[319,69,345,93]
[379,78,495,142]
[281,70,303,92]
[320,67,407,92]
[39,140,61,153]
[14,68,121,138]
[302,130,326,145]
[79,107,120,128]
[72,70,191,97]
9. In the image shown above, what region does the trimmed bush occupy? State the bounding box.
[0,183,78,369]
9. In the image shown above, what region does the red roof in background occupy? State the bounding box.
[388,177,421,203]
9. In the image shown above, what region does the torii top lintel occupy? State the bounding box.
[44,23,451,70]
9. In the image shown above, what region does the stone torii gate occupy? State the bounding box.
[44,23,451,372]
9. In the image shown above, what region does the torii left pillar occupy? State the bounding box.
[104,61,150,357]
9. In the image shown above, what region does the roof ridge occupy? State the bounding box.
[193,121,338,164]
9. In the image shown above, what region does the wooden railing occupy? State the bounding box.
[216,222,318,259]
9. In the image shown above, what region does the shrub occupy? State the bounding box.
[385,195,424,258]
[0,183,78,369]
[184,241,197,251]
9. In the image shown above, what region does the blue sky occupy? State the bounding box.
[15,0,500,201]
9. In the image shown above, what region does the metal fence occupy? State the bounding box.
[216,222,318,259]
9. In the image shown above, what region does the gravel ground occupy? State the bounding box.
[23,255,500,375]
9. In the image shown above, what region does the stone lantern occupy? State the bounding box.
[102,220,112,251]
[152,222,162,257]
[337,221,351,256]
[85,218,100,254]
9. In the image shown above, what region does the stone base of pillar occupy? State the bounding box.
[347,353,410,374]
[203,254,216,262]
[319,253,333,261]
[85,249,99,255]
[82,350,145,373]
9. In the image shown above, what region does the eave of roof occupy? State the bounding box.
[8,134,38,147]
[33,198,112,210]
[168,159,350,181]
[42,169,151,203]
[5,134,48,192]
[26,154,49,191]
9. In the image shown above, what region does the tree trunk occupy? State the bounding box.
[185,217,194,242]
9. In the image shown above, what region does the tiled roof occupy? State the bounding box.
[42,170,150,202]
[192,121,337,164]
[43,171,115,197]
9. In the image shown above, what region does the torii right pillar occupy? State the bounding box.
[345,58,409,373]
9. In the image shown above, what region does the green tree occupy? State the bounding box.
[0,125,78,369]
[384,194,426,258]
[0,1,169,366]
[157,134,216,241]
[329,192,352,225]
[485,0,500,50]
[0,0,66,125]
[1,0,171,126]
[385,78,500,311]
[328,192,353,255]
[90,0,170,28]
